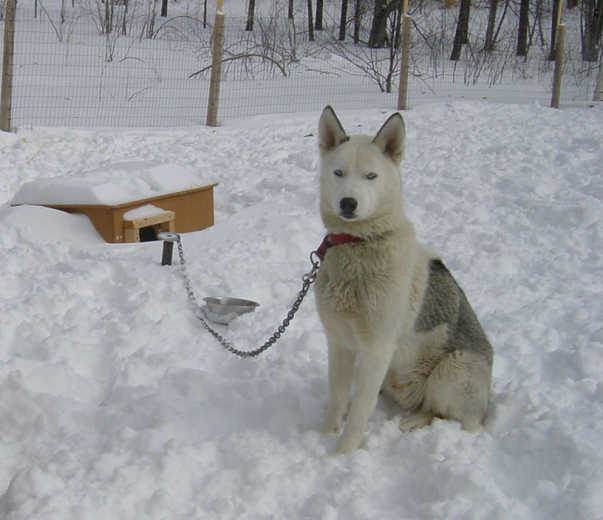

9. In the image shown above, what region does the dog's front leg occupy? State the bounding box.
[323,341,355,434]
[335,343,395,454]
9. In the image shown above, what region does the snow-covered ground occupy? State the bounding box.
[0,101,602,519]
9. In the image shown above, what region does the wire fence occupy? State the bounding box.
[1,4,599,128]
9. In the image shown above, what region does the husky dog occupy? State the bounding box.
[315,106,493,454]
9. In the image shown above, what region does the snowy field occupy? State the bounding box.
[0,100,601,519]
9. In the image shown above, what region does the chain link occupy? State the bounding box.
[174,235,320,358]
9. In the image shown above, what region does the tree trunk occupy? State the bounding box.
[517,0,529,56]
[386,0,404,93]
[104,0,112,33]
[315,0,324,29]
[484,0,498,50]
[339,0,348,40]
[354,0,361,43]
[581,0,603,61]
[245,0,256,31]
[161,0,168,17]
[289,0,295,19]
[369,0,390,48]
[307,0,315,41]
[460,0,470,43]
[450,0,471,60]
[122,0,129,34]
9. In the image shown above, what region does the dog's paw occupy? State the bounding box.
[322,407,346,434]
[334,431,363,455]
[321,419,341,435]
[399,411,434,432]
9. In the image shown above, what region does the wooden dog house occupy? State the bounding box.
[11,162,217,243]
[43,185,216,243]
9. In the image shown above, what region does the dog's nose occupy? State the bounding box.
[340,197,358,215]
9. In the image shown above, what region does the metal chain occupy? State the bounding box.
[174,235,321,358]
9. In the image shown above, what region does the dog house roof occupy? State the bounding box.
[12,161,208,206]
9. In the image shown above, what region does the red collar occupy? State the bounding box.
[316,233,363,261]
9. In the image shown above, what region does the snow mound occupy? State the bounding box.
[11,161,207,206]
[0,204,104,246]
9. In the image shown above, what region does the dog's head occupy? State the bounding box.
[318,106,406,235]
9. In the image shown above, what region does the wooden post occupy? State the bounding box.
[551,23,565,108]
[397,0,410,110]
[549,0,563,60]
[1,0,16,132]
[206,0,225,127]
[594,61,603,102]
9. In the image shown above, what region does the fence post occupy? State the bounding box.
[550,23,565,109]
[397,11,411,110]
[206,0,225,127]
[1,0,16,132]
[548,0,564,61]
[594,61,603,102]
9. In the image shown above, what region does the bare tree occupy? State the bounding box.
[324,13,404,93]
[307,0,315,41]
[484,0,499,50]
[121,0,129,35]
[450,0,471,60]
[143,0,158,39]
[103,0,113,33]
[581,0,603,61]
[246,0,256,31]
[339,0,348,40]
[517,0,529,55]
[369,0,397,48]
[316,0,324,29]
[354,0,362,43]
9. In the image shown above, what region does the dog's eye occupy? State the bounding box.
[366,172,378,180]
[333,169,344,177]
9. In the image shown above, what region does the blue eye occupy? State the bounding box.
[366,172,378,180]
[334,169,344,177]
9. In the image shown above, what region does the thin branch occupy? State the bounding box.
[189,53,288,78]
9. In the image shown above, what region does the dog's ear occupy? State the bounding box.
[319,106,349,154]
[373,113,405,165]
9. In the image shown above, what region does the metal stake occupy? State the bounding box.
[157,232,179,266]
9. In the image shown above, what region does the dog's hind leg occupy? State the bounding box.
[421,349,491,431]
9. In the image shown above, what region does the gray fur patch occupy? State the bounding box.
[415,260,493,364]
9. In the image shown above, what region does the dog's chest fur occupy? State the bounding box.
[315,231,427,338]
[316,241,393,313]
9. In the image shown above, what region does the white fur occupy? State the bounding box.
[315,107,491,454]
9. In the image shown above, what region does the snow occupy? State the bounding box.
[0,101,602,519]
[11,161,208,206]
[123,205,172,221]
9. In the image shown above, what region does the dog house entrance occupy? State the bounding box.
[139,225,158,242]
[123,205,175,243]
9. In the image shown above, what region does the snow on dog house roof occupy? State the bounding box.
[11,161,217,243]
